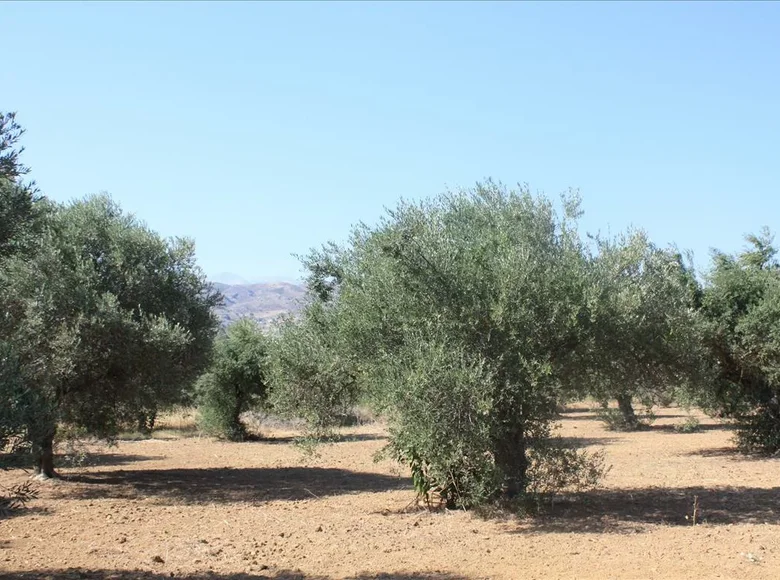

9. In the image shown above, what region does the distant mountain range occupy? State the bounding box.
[212,281,307,327]
[211,272,252,286]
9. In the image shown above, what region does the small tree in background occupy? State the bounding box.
[582,230,708,430]
[267,301,361,438]
[699,228,780,453]
[196,318,269,441]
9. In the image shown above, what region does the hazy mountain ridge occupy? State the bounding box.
[212,281,307,327]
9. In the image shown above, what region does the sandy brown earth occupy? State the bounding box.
[1,407,779,580]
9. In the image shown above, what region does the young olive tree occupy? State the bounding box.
[196,318,269,441]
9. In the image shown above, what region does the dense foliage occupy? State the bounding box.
[270,182,780,506]
[0,112,49,471]
[699,229,780,453]
[0,112,32,183]
[272,183,608,507]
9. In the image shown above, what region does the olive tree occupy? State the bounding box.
[1,113,52,469]
[2,194,220,477]
[699,228,780,453]
[266,291,366,443]
[582,230,707,429]
[272,182,604,507]
[0,344,39,465]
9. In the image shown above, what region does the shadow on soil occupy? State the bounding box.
[326,433,387,444]
[683,446,780,460]
[556,436,620,449]
[647,423,731,433]
[0,505,49,522]
[524,485,780,534]
[0,570,471,580]
[556,409,601,421]
[558,408,691,422]
[58,466,410,504]
[60,453,166,468]
[251,433,387,445]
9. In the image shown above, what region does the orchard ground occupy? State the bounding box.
[1,406,778,580]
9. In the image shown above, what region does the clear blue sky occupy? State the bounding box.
[4,2,779,282]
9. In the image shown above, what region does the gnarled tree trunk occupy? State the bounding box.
[33,430,56,479]
[137,409,157,435]
[616,393,639,430]
[494,423,528,500]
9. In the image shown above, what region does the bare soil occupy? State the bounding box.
[2,407,779,580]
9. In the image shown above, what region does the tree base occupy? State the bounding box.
[31,471,59,481]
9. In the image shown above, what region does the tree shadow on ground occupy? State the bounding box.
[250,433,387,445]
[558,408,691,421]
[647,423,732,433]
[56,466,410,504]
[325,433,387,444]
[556,409,601,420]
[116,426,201,442]
[0,505,49,522]
[521,485,780,534]
[683,446,780,461]
[0,570,472,580]
[59,454,166,468]
[2,452,164,473]
[152,425,200,437]
[556,436,620,449]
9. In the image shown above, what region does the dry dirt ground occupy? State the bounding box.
[1,406,779,580]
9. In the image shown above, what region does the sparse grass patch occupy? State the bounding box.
[116,407,201,441]
[153,406,199,432]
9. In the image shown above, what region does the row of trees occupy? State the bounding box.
[3,111,779,511]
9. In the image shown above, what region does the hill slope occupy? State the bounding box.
[212,281,306,327]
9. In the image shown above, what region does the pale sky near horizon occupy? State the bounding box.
[3,2,779,282]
